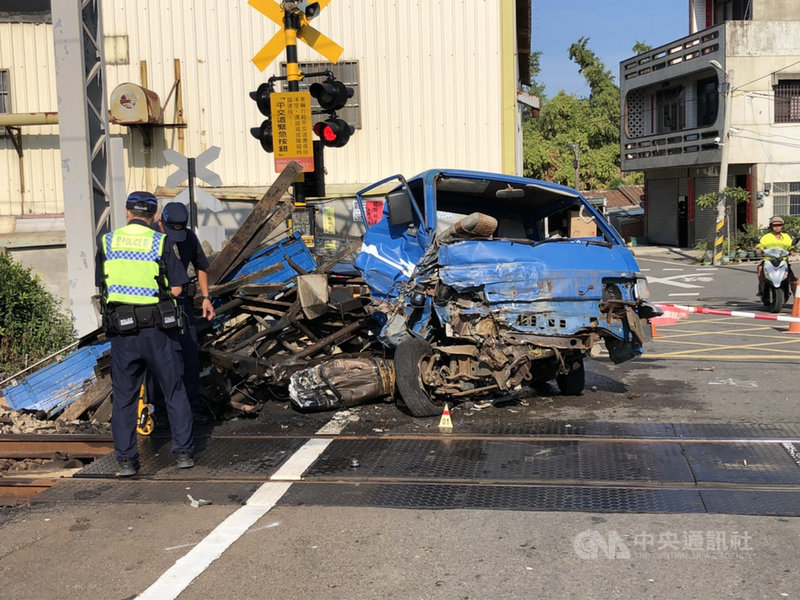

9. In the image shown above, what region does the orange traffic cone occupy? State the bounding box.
[438,403,453,430]
[651,322,664,338]
[785,292,800,334]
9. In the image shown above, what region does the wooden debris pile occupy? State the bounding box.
[194,161,391,415]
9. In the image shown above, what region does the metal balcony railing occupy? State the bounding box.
[621,25,723,86]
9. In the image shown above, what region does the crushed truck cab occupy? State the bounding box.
[354,169,660,417]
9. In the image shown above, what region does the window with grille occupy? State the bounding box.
[771,182,800,216]
[774,80,800,123]
[280,60,361,128]
[0,69,9,113]
[655,87,684,133]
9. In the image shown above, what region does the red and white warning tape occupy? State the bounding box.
[654,303,800,324]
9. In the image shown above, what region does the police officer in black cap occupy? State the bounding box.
[95,191,195,476]
[146,201,216,425]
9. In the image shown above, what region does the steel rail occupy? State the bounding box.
[0,434,113,459]
[0,478,60,506]
[206,433,800,445]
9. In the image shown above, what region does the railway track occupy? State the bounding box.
[0,433,113,506]
[7,429,800,515]
[56,428,800,517]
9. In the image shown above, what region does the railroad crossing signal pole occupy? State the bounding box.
[249,0,344,208]
[282,4,305,208]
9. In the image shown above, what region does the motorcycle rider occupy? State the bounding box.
[755,216,796,297]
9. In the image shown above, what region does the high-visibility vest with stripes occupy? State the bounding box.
[101,224,167,305]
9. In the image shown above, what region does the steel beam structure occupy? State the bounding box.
[52,0,112,335]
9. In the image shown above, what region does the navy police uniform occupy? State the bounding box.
[95,191,195,475]
[147,201,212,421]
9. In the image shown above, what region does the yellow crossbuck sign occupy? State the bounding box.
[249,0,344,71]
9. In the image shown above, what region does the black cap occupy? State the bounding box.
[125,191,158,213]
[161,201,189,242]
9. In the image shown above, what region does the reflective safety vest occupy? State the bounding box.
[101,224,167,305]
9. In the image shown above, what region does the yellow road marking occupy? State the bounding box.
[643,353,800,360]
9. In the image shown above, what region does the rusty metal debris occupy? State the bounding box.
[189,161,388,417]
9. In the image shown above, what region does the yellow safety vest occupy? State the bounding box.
[101,224,167,305]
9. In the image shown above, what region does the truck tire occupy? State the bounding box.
[556,358,585,395]
[394,338,443,417]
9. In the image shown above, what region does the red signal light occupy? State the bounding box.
[312,118,354,148]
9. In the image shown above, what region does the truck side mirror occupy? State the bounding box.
[386,189,415,226]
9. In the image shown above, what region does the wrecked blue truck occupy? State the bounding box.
[352,169,660,417]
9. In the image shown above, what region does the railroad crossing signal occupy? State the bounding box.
[309,77,355,148]
[250,82,275,152]
[164,147,224,228]
[309,79,352,111]
[313,118,353,148]
[249,0,343,71]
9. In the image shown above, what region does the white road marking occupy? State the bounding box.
[646,274,702,288]
[668,293,700,297]
[782,443,800,468]
[663,268,684,271]
[708,379,758,387]
[137,411,358,600]
[270,438,333,481]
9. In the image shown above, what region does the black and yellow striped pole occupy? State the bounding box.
[713,210,725,265]
[282,4,305,208]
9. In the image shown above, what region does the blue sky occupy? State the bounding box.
[532,1,689,98]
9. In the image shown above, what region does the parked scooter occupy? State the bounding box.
[760,247,792,313]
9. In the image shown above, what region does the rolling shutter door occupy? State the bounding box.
[647,179,678,245]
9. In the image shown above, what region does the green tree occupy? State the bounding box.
[523,37,643,191]
[0,254,75,375]
[632,41,653,55]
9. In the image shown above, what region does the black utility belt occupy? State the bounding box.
[106,300,181,334]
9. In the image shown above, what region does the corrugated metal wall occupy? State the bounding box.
[102,0,505,191]
[1,1,512,216]
[0,22,61,215]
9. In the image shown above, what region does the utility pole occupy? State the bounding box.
[568,143,580,191]
[710,60,733,266]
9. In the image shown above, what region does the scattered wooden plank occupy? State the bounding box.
[208,262,284,297]
[91,395,113,424]
[207,161,303,285]
[235,201,296,267]
[58,376,112,421]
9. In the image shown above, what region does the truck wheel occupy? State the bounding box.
[394,338,443,417]
[769,287,785,313]
[556,359,585,395]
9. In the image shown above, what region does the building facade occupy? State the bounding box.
[620,0,800,247]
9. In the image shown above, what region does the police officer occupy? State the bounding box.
[95,191,195,476]
[147,201,216,425]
